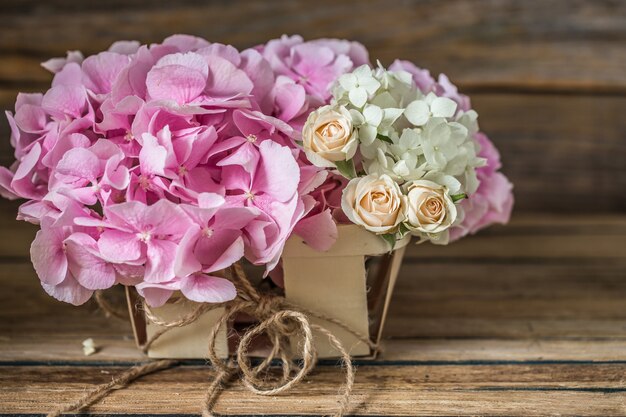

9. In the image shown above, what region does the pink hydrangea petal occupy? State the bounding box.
[273,78,307,122]
[42,85,86,119]
[197,44,242,66]
[173,225,203,278]
[192,229,244,272]
[180,274,236,303]
[255,140,299,202]
[56,147,100,181]
[204,56,253,99]
[114,263,145,286]
[146,53,208,104]
[108,40,141,55]
[139,133,167,176]
[0,166,17,200]
[82,52,130,95]
[240,49,275,113]
[42,133,91,169]
[145,239,178,283]
[203,234,245,273]
[213,206,258,230]
[98,229,143,263]
[144,200,192,236]
[103,155,130,190]
[30,222,68,286]
[65,233,116,290]
[162,34,211,52]
[41,273,93,306]
[293,209,338,252]
[217,141,260,174]
[136,281,177,307]
[14,104,47,133]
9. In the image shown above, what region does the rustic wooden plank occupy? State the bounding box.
[2,364,626,415]
[1,0,626,92]
[2,92,625,212]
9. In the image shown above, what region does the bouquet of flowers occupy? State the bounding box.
[0,34,513,309]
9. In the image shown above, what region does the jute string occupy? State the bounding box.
[49,262,377,417]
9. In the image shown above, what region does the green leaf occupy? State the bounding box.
[398,222,411,237]
[451,193,467,203]
[376,133,393,144]
[379,233,396,250]
[335,159,357,179]
[294,140,304,147]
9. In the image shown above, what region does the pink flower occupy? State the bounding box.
[1,35,348,306]
[450,133,514,241]
[94,200,192,283]
[52,140,129,206]
[258,35,369,128]
[260,35,368,102]
[31,217,116,305]
[173,193,256,303]
[220,140,303,269]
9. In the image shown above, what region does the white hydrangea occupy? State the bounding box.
[306,63,487,243]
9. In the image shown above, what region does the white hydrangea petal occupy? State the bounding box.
[353,65,372,79]
[399,128,420,150]
[465,168,480,195]
[339,73,358,91]
[360,142,380,159]
[360,77,381,95]
[371,91,398,108]
[349,87,368,108]
[376,147,389,169]
[358,124,378,145]
[404,100,430,126]
[448,122,469,145]
[393,70,413,86]
[431,97,457,118]
[349,109,365,125]
[363,105,383,127]
[392,160,410,177]
[382,108,405,126]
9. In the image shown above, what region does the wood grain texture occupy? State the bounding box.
[1,0,625,92]
[2,364,626,415]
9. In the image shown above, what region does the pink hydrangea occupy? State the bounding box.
[1,34,350,306]
[257,35,370,128]
[449,133,514,241]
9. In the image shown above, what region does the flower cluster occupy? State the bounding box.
[0,34,368,306]
[0,33,513,307]
[302,61,513,245]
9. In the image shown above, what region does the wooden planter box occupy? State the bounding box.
[127,225,409,359]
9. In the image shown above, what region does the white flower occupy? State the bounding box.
[302,105,358,167]
[405,179,457,236]
[341,174,407,234]
[335,65,381,108]
[418,119,470,170]
[404,93,458,126]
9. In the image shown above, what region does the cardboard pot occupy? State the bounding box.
[127,224,409,359]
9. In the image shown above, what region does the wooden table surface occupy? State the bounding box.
[2,0,626,415]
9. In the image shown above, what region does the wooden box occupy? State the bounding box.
[127,225,409,359]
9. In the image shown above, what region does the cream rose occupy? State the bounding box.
[341,174,407,234]
[405,180,457,234]
[302,105,358,167]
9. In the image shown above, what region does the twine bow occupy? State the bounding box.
[48,263,377,417]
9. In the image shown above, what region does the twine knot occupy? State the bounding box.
[49,262,377,417]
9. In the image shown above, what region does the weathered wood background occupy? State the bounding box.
[1,0,626,415]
